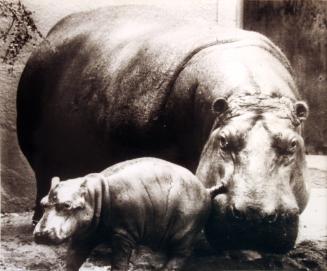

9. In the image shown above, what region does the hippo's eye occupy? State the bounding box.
[56,202,72,211]
[290,139,297,147]
[289,139,298,152]
[62,202,72,209]
[219,135,229,150]
[273,136,298,155]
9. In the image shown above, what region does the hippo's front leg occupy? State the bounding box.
[66,240,96,271]
[162,255,188,271]
[161,246,192,271]
[111,232,135,271]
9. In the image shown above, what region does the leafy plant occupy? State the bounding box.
[0,0,43,70]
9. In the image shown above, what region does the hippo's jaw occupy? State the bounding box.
[206,193,300,253]
[33,213,76,245]
[34,229,69,245]
[205,198,299,253]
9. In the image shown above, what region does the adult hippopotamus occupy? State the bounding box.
[17,6,309,252]
[34,158,224,271]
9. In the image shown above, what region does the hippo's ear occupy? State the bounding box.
[212,98,228,115]
[50,176,60,190]
[40,195,49,206]
[294,101,309,122]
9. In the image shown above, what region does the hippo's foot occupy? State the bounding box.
[66,240,96,271]
[111,233,134,271]
[161,256,187,271]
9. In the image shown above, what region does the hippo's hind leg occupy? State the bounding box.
[111,231,135,271]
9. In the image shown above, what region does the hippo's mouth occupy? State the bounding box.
[205,203,299,253]
[34,232,69,246]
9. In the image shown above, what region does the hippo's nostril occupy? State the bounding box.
[282,208,300,222]
[231,205,243,220]
[266,213,278,224]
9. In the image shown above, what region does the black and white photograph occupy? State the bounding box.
[0,0,326,270]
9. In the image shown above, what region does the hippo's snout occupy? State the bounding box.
[34,228,64,245]
[206,199,300,253]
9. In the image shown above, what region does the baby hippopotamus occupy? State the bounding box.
[33,158,225,271]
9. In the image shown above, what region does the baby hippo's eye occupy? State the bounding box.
[289,138,298,152]
[56,202,72,211]
[63,202,71,209]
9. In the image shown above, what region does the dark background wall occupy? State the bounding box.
[243,0,327,154]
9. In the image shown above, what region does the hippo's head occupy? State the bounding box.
[33,176,94,245]
[196,93,309,253]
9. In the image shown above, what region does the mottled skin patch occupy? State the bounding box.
[34,158,213,271]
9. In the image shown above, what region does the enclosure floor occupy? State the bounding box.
[1,156,326,271]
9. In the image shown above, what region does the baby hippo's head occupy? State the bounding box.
[33,176,94,245]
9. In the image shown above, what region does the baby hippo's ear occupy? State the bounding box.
[40,195,49,206]
[50,176,60,190]
[212,98,228,115]
[294,101,309,122]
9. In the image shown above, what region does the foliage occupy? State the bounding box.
[0,0,43,69]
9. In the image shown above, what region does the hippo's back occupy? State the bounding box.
[101,157,211,247]
[16,5,293,180]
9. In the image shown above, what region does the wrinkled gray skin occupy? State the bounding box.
[18,6,309,252]
[34,158,214,271]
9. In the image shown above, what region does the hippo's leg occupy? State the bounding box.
[162,246,192,270]
[32,170,52,226]
[111,232,135,271]
[162,255,189,271]
[66,240,96,271]
[162,234,194,270]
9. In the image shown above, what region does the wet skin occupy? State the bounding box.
[17,6,309,252]
[34,158,216,271]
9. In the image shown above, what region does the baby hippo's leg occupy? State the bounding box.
[111,232,135,271]
[162,233,195,271]
[66,240,96,271]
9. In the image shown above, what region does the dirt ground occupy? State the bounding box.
[1,156,327,271]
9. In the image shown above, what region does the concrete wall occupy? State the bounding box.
[243,0,327,154]
[0,0,220,213]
